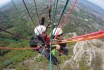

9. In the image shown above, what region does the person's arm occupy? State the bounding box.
[61,39,67,42]
[30,45,42,51]
[51,39,67,44]
[51,39,59,45]
[30,35,43,51]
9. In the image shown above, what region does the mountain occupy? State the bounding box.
[0,0,104,70]
[78,0,104,15]
[62,39,104,70]
[0,1,11,9]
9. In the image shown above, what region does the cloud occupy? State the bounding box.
[87,0,104,9]
[0,0,10,6]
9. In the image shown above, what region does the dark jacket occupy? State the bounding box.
[30,34,50,47]
[30,34,45,47]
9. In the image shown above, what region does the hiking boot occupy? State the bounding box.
[52,58,60,65]
[59,54,62,56]
[52,56,60,65]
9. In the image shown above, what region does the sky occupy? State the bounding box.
[87,0,104,9]
[0,0,10,6]
[0,0,104,9]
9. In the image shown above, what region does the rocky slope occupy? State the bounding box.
[62,39,104,70]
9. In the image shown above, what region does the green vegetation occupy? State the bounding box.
[0,0,104,69]
[79,56,90,70]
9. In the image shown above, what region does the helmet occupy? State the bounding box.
[34,25,46,36]
[52,28,63,36]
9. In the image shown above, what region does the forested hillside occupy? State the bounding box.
[0,0,104,70]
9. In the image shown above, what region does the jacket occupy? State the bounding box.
[30,34,50,47]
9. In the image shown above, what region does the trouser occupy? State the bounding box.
[60,47,69,56]
[38,48,60,65]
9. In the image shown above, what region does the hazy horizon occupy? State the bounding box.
[0,0,104,10]
[0,0,10,6]
[87,0,104,9]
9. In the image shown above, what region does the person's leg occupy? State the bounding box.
[39,48,60,65]
[49,9,51,21]
[60,47,69,56]
[40,17,45,25]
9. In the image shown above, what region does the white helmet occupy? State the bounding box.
[34,25,46,36]
[52,28,63,36]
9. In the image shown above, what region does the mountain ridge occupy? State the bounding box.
[78,0,104,14]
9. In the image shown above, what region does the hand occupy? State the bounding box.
[37,46,41,49]
[52,41,58,44]
[62,39,67,42]
[51,40,58,44]
[52,39,58,42]
[54,23,56,26]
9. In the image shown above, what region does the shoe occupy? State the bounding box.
[52,57,60,65]
[63,52,68,56]
[59,54,61,56]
